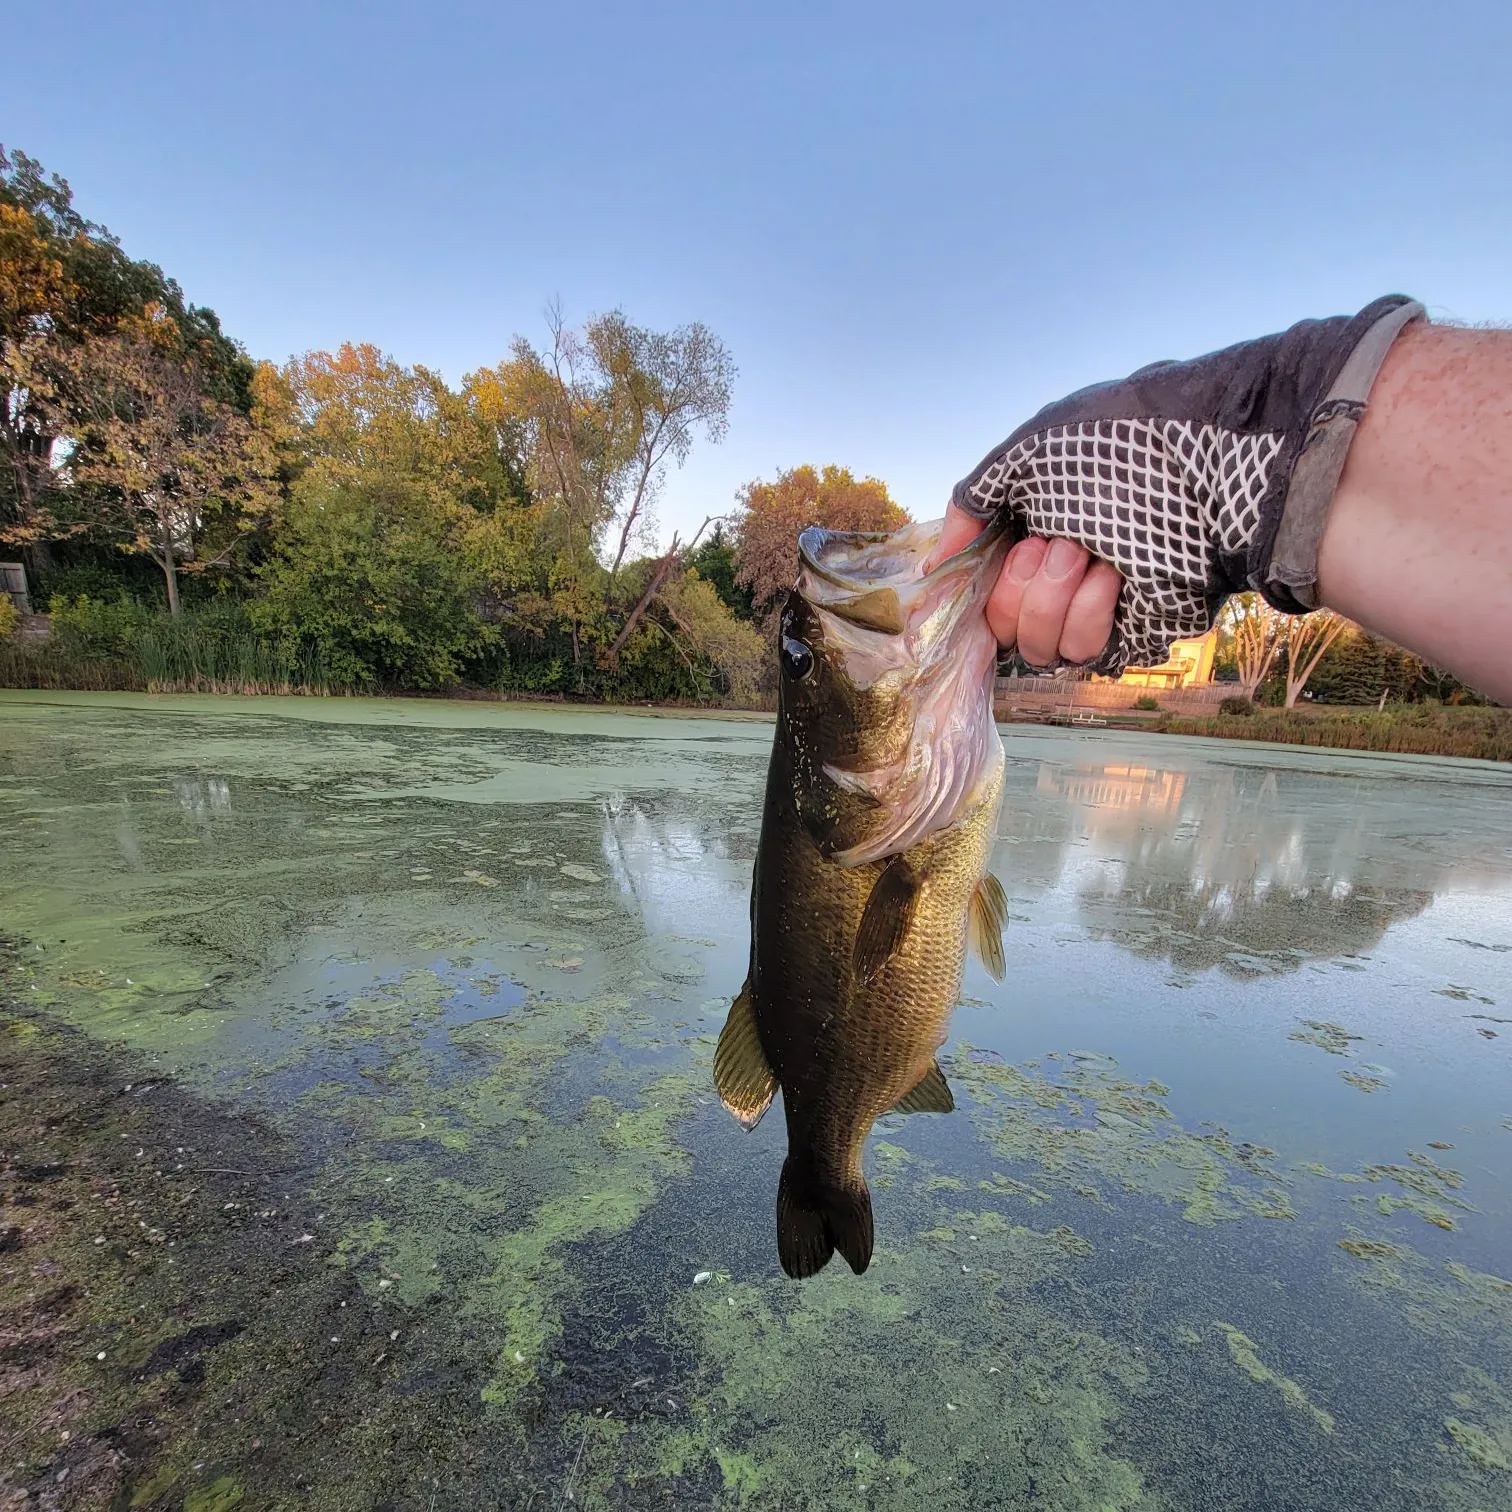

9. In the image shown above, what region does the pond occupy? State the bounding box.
[2,690,1510,1511]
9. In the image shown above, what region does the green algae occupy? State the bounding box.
[182,1478,245,1512]
[1444,1417,1510,1472]
[1215,1324,1336,1435]
[1338,1237,1406,1261]
[1289,1020,1364,1055]
[954,1047,1290,1225]
[585,1200,1160,1511]
[1361,1150,1475,1231]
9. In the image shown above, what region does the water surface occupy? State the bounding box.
[2,691,1509,1510]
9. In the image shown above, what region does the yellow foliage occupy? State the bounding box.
[658,570,767,704]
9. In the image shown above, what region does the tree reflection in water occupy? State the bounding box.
[994,752,1505,975]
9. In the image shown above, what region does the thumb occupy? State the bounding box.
[925,501,987,570]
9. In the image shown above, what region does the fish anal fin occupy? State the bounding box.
[777,1157,874,1278]
[713,978,776,1131]
[969,872,1009,982]
[890,1058,954,1115]
[854,856,920,982]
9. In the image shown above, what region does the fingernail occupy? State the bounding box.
[1007,539,1047,582]
[1043,538,1084,580]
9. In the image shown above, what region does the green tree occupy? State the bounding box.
[1309,627,1386,705]
[683,523,752,619]
[253,477,488,688]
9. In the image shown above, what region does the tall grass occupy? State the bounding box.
[132,622,342,694]
[1154,705,1512,762]
[0,599,344,696]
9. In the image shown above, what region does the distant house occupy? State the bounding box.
[1114,629,1217,690]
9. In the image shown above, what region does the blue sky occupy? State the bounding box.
[10,0,1512,544]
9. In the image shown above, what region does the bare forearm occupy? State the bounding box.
[1318,323,1512,704]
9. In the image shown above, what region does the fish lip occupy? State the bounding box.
[797,512,1010,596]
[796,527,895,591]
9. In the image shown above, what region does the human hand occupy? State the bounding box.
[947,295,1424,673]
[934,507,1122,666]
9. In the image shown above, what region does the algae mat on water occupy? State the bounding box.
[2,695,1511,1510]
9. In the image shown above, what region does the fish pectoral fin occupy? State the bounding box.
[890,1059,955,1115]
[713,978,776,1131]
[969,872,1009,982]
[853,855,920,982]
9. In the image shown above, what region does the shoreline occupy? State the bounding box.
[2,686,1508,765]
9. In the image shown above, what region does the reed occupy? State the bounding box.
[0,605,343,696]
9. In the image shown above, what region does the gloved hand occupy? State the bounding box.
[952,294,1424,671]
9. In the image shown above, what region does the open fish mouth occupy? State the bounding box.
[796,514,1011,633]
[794,514,1012,867]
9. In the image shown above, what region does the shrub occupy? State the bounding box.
[0,597,18,639]
[48,594,152,660]
[1132,694,1160,711]
[254,478,490,689]
[36,562,155,608]
[1219,695,1256,716]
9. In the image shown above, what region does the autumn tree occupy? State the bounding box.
[733,464,908,627]
[465,307,733,664]
[64,315,275,614]
[0,196,74,546]
[1,146,253,569]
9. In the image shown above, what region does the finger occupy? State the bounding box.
[1016,539,1092,666]
[925,502,987,571]
[985,537,1049,650]
[1058,559,1124,664]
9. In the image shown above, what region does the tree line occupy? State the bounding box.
[2,146,1483,710]
[0,147,903,701]
[1209,594,1486,708]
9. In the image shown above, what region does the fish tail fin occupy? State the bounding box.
[776,1156,874,1278]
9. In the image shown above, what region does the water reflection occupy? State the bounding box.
[998,747,1512,972]
[4,700,1512,1511]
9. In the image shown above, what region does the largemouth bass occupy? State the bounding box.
[715,514,1012,1278]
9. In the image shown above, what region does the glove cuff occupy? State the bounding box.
[1250,296,1425,612]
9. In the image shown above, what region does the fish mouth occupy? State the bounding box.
[794,514,1011,868]
[797,513,1011,631]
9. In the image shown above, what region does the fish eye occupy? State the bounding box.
[781,637,815,682]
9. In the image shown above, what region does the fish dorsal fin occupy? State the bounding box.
[713,978,776,1130]
[853,855,920,982]
[890,1059,954,1115]
[969,873,1008,982]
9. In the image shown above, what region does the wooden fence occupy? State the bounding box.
[994,676,1234,720]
